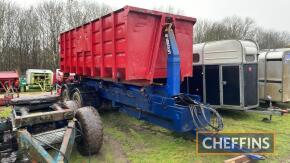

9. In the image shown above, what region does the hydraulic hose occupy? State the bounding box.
[174,94,224,131]
[174,94,265,160]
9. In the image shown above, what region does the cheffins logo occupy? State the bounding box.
[196,132,275,155]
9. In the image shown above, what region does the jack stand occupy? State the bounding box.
[262,115,272,123]
[262,97,273,123]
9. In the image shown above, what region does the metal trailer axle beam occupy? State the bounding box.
[13,108,74,128]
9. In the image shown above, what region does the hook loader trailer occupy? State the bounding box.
[0,7,222,163]
[59,6,223,137]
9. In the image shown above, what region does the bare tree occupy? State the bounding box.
[154,5,184,15]
[0,0,112,73]
[0,1,19,71]
[37,0,65,70]
[195,20,229,43]
[0,0,290,74]
[16,8,42,72]
[194,16,290,49]
[65,0,112,28]
[195,16,256,43]
[255,28,290,49]
[222,16,256,40]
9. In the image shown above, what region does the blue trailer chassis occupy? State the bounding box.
[79,79,211,133]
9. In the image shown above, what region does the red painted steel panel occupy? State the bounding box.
[60,6,196,85]
[0,71,19,80]
[0,71,19,93]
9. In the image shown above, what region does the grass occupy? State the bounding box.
[1,93,289,162]
[0,106,11,118]
[97,110,290,163]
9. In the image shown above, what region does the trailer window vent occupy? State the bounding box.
[193,53,200,63]
[245,54,255,62]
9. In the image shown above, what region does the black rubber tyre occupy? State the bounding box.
[61,88,70,101]
[72,90,83,107]
[75,106,103,155]
[71,88,102,108]
[63,100,79,110]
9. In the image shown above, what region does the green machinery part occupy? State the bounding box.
[20,71,54,92]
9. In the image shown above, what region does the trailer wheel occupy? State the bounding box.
[72,88,102,108]
[72,90,83,107]
[63,100,79,110]
[61,88,70,101]
[75,106,103,155]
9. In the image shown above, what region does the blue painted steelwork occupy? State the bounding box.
[165,27,181,96]
[56,121,76,162]
[18,130,56,163]
[83,79,210,133]
[17,121,76,163]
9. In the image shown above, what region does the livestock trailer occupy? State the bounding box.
[181,40,259,110]
[59,6,224,135]
[258,48,290,102]
[22,69,54,92]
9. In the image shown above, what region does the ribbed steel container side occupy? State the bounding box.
[59,6,195,85]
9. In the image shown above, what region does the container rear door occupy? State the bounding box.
[265,59,283,101]
[283,54,290,102]
[205,65,220,105]
[222,66,240,105]
[244,64,258,106]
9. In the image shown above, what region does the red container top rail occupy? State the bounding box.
[60,6,196,85]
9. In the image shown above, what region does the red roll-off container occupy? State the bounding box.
[59,6,195,85]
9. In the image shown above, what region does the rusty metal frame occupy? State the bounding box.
[56,120,76,162]
[17,129,55,162]
[17,120,76,163]
[12,108,74,128]
[10,98,78,163]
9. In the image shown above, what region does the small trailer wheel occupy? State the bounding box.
[72,90,83,107]
[61,88,70,101]
[63,100,79,110]
[72,88,102,108]
[75,106,103,155]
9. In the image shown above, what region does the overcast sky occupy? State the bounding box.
[12,0,290,32]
